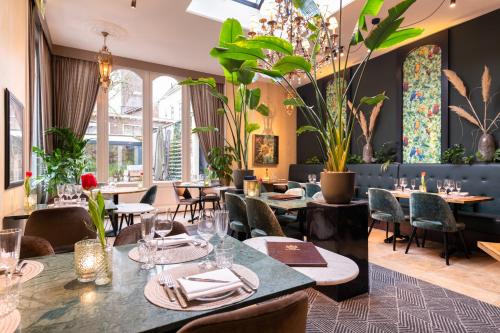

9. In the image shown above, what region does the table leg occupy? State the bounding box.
[111,194,119,236]
[297,209,307,235]
[199,188,205,216]
[383,198,409,243]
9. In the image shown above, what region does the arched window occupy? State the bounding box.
[402,45,442,163]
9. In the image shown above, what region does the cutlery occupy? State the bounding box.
[14,261,27,276]
[165,274,187,308]
[230,268,257,291]
[158,275,175,302]
[183,277,230,283]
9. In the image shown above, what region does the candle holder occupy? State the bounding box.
[74,239,99,282]
[245,180,261,197]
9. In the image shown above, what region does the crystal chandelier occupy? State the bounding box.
[249,0,341,84]
[97,31,113,91]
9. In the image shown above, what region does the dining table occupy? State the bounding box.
[176,182,221,217]
[15,237,314,333]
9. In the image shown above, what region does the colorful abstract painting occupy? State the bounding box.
[402,45,442,163]
[253,135,279,165]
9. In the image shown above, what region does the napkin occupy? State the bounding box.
[156,233,194,248]
[177,268,244,301]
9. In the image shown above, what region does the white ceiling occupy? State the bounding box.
[45,0,500,79]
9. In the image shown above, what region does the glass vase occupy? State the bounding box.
[94,244,113,286]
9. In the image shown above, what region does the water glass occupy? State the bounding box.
[74,185,83,200]
[0,274,20,318]
[444,179,450,194]
[57,184,65,202]
[449,180,456,192]
[400,178,408,191]
[456,181,462,193]
[411,179,416,191]
[0,229,21,275]
[137,240,157,270]
[437,180,443,193]
[54,198,61,207]
[393,178,399,190]
[307,174,312,183]
[198,213,216,270]
[155,211,173,261]
[65,184,75,202]
[140,211,157,241]
[215,242,234,269]
[214,210,229,243]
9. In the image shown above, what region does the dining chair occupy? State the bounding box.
[24,207,96,253]
[20,235,55,259]
[368,188,411,251]
[140,185,157,205]
[177,290,308,333]
[305,183,321,198]
[113,221,188,246]
[287,181,302,190]
[406,192,469,265]
[225,193,250,239]
[245,197,286,237]
[172,183,200,222]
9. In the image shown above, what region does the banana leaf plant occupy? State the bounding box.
[180,19,270,171]
[206,0,423,172]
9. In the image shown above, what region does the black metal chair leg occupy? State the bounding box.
[385,222,389,239]
[422,230,427,248]
[173,205,180,222]
[458,230,470,259]
[183,206,188,218]
[129,214,134,225]
[190,204,195,223]
[119,214,125,231]
[405,227,417,254]
[393,224,397,251]
[443,232,449,265]
[415,230,420,247]
[368,219,376,236]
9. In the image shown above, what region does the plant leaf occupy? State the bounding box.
[358,0,384,31]
[236,36,293,55]
[249,67,283,79]
[237,60,257,84]
[284,97,306,107]
[217,107,226,115]
[246,123,260,133]
[359,93,388,106]
[297,125,320,135]
[192,126,218,134]
[378,28,423,49]
[272,56,311,75]
[256,104,270,116]
[179,77,216,88]
[219,18,243,46]
[210,45,265,61]
[248,88,261,109]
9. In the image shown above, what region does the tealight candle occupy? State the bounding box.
[74,239,98,282]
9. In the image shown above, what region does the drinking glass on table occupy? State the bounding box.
[74,185,83,201]
[400,178,407,191]
[444,179,450,194]
[57,184,65,203]
[456,181,462,193]
[436,180,443,193]
[65,184,75,202]
[307,174,312,183]
[214,209,229,244]
[155,210,173,262]
[411,179,416,191]
[449,180,456,193]
[215,242,234,269]
[137,239,157,270]
[0,229,21,276]
[197,213,216,270]
[140,211,157,241]
[393,178,399,191]
[311,174,317,183]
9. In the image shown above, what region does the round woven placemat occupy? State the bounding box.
[129,243,214,265]
[144,263,259,311]
[0,260,44,286]
[0,310,20,333]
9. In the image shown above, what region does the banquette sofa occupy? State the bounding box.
[289,163,500,245]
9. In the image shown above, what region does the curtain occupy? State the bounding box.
[52,56,99,140]
[189,83,225,159]
[28,2,36,156]
[40,35,53,152]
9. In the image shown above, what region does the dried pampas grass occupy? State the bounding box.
[369,101,383,135]
[449,105,480,127]
[443,69,467,97]
[482,65,491,103]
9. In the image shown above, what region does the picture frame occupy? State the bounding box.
[4,89,24,189]
[253,134,279,166]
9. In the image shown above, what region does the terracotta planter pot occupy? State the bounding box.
[220,176,231,187]
[362,143,373,163]
[478,133,496,161]
[320,171,356,204]
[232,169,254,189]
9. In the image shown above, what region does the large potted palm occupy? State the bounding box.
[208,0,422,203]
[180,19,270,189]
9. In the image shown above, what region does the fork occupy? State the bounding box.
[14,261,27,276]
[158,275,175,302]
[165,274,187,308]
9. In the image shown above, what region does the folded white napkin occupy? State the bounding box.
[156,233,193,248]
[177,268,244,301]
[285,188,305,197]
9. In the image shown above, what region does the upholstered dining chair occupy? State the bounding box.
[24,207,96,253]
[305,183,321,198]
[113,221,188,246]
[406,192,469,265]
[172,183,200,222]
[245,197,286,237]
[287,181,302,190]
[177,290,308,333]
[140,185,157,205]
[20,235,55,259]
[225,193,250,239]
[368,188,410,251]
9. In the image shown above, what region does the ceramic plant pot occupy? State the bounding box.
[477,133,496,161]
[320,171,356,204]
[362,143,373,163]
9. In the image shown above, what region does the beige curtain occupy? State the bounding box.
[52,56,99,140]
[28,2,36,154]
[189,83,225,159]
[40,35,53,152]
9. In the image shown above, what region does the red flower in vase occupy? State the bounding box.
[81,173,98,191]
[25,171,32,178]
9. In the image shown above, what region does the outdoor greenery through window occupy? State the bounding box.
[84,104,97,174]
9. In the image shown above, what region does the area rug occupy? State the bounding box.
[306,264,500,333]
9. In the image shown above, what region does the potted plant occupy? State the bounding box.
[207,146,234,186]
[208,0,422,203]
[444,66,500,161]
[180,19,270,189]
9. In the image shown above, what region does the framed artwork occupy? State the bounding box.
[4,89,24,189]
[253,135,279,165]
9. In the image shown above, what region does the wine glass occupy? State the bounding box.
[393,178,399,191]
[74,185,83,202]
[307,174,313,183]
[155,210,173,262]
[197,213,216,270]
[400,178,407,191]
[140,211,157,241]
[65,184,75,202]
[214,209,229,244]
[437,180,443,193]
[449,180,456,193]
[456,181,462,193]
[410,179,416,191]
[311,174,317,183]
[57,184,65,204]
[444,179,450,194]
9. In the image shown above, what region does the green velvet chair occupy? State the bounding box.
[305,183,321,198]
[225,193,250,239]
[245,197,285,237]
[368,188,411,251]
[406,192,469,265]
[287,181,302,190]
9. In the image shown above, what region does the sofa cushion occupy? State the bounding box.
[347,164,399,199]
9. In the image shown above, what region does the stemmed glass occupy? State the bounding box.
[214,210,229,244]
[400,178,408,192]
[444,179,450,194]
[0,228,21,275]
[449,180,456,193]
[57,184,65,205]
[437,180,443,194]
[393,178,399,191]
[155,210,173,263]
[307,174,313,183]
[65,184,75,202]
[311,174,317,183]
[74,185,83,203]
[411,179,416,191]
[197,212,216,270]
[456,181,462,193]
[140,211,157,241]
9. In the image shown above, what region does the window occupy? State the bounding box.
[108,69,143,182]
[31,24,43,177]
[232,0,264,9]
[83,104,97,173]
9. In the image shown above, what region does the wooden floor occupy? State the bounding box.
[369,228,500,306]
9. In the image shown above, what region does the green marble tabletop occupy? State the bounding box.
[258,192,313,211]
[17,237,314,333]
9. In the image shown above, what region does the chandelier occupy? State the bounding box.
[97,31,113,91]
[249,0,341,84]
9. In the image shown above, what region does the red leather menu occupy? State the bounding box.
[268,194,302,200]
[266,242,328,267]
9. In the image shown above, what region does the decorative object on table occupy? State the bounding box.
[420,171,427,192]
[207,146,234,186]
[403,45,443,164]
[253,134,279,166]
[205,1,422,202]
[144,263,259,311]
[242,176,257,196]
[33,128,88,195]
[444,65,500,161]
[374,141,397,172]
[442,144,474,164]
[24,171,37,210]
[266,242,327,267]
[348,98,385,163]
[494,148,500,163]
[4,89,24,190]
[81,173,112,285]
[244,179,261,197]
[74,239,99,282]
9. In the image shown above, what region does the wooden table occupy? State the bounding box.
[16,237,314,332]
[478,241,500,261]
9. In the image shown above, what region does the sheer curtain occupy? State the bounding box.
[52,56,100,140]
[189,83,225,159]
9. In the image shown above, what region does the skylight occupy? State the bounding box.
[232,0,265,10]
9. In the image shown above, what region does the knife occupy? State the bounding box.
[173,286,188,308]
[183,277,230,283]
[230,268,257,291]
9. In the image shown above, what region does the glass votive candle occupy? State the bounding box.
[74,239,98,282]
[245,180,260,197]
[215,242,234,269]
